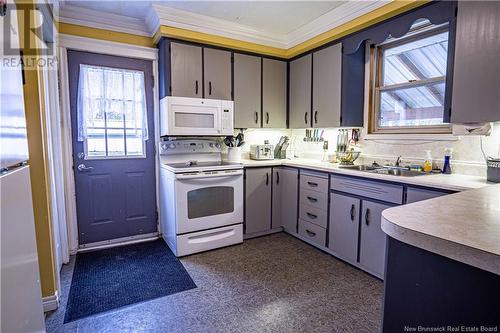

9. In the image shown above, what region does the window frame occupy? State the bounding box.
[369,22,452,135]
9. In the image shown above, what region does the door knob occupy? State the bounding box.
[77,164,94,172]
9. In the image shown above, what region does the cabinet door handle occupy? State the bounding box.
[276,171,279,185]
[209,81,212,95]
[195,80,199,95]
[350,204,355,221]
[266,112,269,124]
[307,181,318,187]
[365,208,371,226]
[306,212,317,219]
[304,112,308,124]
[305,229,316,237]
[254,111,258,124]
[307,196,318,203]
[266,172,269,186]
[314,111,318,124]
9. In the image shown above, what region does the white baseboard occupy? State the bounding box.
[42,291,59,312]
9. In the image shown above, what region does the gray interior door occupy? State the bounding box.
[312,43,342,128]
[279,167,298,233]
[234,53,261,128]
[203,48,232,100]
[67,50,157,245]
[170,42,203,98]
[328,193,360,263]
[263,58,287,128]
[359,200,390,277]
[245,168,271,234]
[289,54,312,128]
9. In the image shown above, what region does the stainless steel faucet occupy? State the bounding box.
[395,155,402,167]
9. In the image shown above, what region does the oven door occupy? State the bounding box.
[164,97,222,136]
[174,170,243,234]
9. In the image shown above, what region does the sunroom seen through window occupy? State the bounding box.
[373,24,450,133]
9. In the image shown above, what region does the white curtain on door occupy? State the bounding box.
[77,64,148,142]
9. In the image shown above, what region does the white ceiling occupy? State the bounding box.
[61,1,345,35]
[58,0,388,49]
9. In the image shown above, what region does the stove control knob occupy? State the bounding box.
[215,143,221,149]
[161,143,168,150]
[168,143,176,150]
[209,143,214,148]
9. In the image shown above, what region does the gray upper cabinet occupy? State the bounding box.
[359,200,390,278]
[273,167,298,232]
[328,193,360,263]
[170,42,203,98]
[245,168,272,234]
[451,1,500,123]
[234,54,261,128]
[263,59,287,128]
[312,43,342,128]
[289,54,312,128]
[203,48,232,100]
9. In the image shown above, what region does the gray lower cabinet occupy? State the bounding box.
[263,59,287,128]
[359,200,390,277]
[245,168,272,234]
[312,43,342,128]
[328,193,360,263]
[289,54,312,128]
[170,42,203,98]
[203,48,231,100]
[451,1,500,123]
[234,54,261,128]
[272,167,298,231]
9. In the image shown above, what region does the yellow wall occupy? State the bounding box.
[16,1,57,298]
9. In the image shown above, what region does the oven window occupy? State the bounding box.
[175,112,214,128]
[187,186,234,219]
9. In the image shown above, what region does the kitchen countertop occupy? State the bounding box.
[381,184,500,275]
[239,158,491,192]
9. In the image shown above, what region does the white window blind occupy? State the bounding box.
[77,64,148,158]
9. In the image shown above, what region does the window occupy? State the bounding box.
[77,64,148,158]
[370,22,451,134]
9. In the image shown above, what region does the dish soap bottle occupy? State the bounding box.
[423,150,433,172]
[442,148,453,174]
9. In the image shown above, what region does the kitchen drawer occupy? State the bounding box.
[298,219,326,247]
[330,175,403,204]
[300,188,328,211]
[406,187,449,204]
[299,204,327,228]
[300,174,329,194]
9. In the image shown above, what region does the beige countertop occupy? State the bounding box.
[239,158,491,192]
[381,184,500,275]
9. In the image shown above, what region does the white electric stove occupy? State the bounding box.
[159,139,243,256]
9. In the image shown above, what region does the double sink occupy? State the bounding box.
[341,165,429,177]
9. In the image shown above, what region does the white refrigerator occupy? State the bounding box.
[1,13,46,332]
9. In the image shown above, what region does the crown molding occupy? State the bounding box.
[58,4,151,37]
[151,4,287,49]
[286,0,390,48]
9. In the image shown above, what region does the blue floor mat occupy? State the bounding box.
[64,240,196,323]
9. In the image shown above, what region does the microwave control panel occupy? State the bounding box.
[220,101,234,135]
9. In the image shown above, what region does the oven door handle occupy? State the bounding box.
[176,170,243,180]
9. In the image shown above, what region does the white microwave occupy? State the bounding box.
[160,96,234,136]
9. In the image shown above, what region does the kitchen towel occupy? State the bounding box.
[64,240,196,323]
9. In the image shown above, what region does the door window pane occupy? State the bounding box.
[187,186,234,219]
[77,64,148,158]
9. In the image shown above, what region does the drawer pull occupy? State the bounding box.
[306,196,318,203]
[305,229,316,237]
[307,181,318,187]
[306,212,317,219]
[365,208,371,226]
[350,204,355,221]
